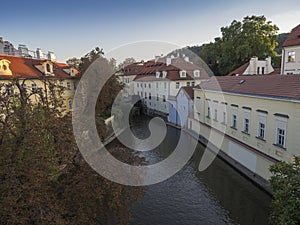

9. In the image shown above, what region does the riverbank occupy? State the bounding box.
[166,121,272,195]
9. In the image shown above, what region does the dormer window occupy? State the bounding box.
[46,63,51,73]
[0,59,12,76]
[156,71,160,78]
[194,70,200,77]
[180,70,186,78]
[162,71,167,78]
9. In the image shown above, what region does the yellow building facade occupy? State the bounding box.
[188,75,300,182]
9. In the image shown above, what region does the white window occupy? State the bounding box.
[191,81,195,86]
[60,81,64,89]
[206,100,211,119]
[194,70,200,77]
[243,109,251,134]
[163,95,166,102]
[196,97,201,113]
[288,51,295,62]
[156,71,160,78]
[180,70,186,78]
[214,109,218,121]
[156,94,159,101]
[275,116,288,148]
[176,82,179,89]
[222,111,227,124]
[67,82,71,90]
[257,113,267,140]
[231,107,238,129]
[162,71,167,78]
[148,83,151,88]
[187,82,190,86]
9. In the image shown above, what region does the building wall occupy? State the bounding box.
[167,99,177,124]
[119,75,137,97]
[176,89,194,127]
[0,78,77,112]
[244,57,274,75]
[190,88,300,180]
[282,45,300,74]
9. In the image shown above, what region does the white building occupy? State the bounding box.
[132,57,210,116]
[228,56,276,76]
[0,37,15,56]
[281,24,300,75]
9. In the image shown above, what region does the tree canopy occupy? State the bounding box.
[200,15,279,75]
[269,157,300,225]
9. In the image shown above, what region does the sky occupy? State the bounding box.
[2,0,300,63]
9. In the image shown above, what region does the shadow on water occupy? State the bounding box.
[107,115,272,225]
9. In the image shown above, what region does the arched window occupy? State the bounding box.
[46,63,51,73]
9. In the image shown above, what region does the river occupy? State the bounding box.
[107,115,272,225]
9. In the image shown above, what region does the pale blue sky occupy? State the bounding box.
[2,0,300,62]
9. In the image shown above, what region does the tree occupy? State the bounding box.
[118,57,136,70]
[269,157,300,225]
[0,50,144,224]
[200,15,279,75]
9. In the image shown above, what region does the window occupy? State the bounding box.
[222,112,227,124]
[163,95,166,102]
[288,51,295,62]
[67,82,71,90]
[187,82,190,86]
[73,81,77,90]
[180,71,186,77]
[144,83,146,88]
[244,118,249,133]
[214,109,218,121]
[137,91,139,96]
[137,83,139,87]
[258,122,265,139]
[262,67,265,75]
[257,112,267,140]
[60,81,64,89]
[156,72,160,78]
[157,94,159,101]
[232,115,237,128]
[231,107,238,129]
[32,83,37,94]
[3,65,7,71]
[145,92,147,99]
[46,63,51,73]
[243,109,250,134]
[68,100,73,109]
[176,82,179,89]
[277,128,285,147]
[194,70,200,77]
[257,67,260,74]
[191,81,195,86]
[207,106,211,118]
[21,83,27,91]
[275,117,288,148]
[148,83,151,88]
[162,71,167,78]
[149,93,151,100]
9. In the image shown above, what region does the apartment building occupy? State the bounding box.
[281,24,300,75]
[188,75,300,181]
[0,54,79,111]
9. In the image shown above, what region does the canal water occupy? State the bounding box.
[107,115,272,225]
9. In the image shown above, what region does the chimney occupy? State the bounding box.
[36,48,44,60]
[184,56,189,62]
[47,51,56,61]
[166,57,172,66]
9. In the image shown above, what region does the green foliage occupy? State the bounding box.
[269,157,300,225]
[200,15,279,75]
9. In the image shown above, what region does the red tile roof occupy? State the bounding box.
[199,75,300,101]
[227,62,250,76]
[282,24,300,47]
[0,54,78,79]
[124,57,209,81]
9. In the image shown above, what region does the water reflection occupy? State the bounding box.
[107,115,271,225]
